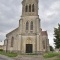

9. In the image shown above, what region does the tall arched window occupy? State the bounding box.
[30,21,33,30]
[29,4,31,12]
[42,40,45,49]
[32,4,34,12]
[25,5,28,12]
[26,21,29,30]
[11,37,14,47]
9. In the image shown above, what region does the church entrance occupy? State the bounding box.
[26,44,33,53]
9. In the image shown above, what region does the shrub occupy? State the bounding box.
[0,49,3,51]
[43,52,59,58]
[0,51,17,57]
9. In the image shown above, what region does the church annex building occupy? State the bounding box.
[4,0,50,54]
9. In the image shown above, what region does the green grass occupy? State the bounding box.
[43,52,59,58]
[0,51,17,57]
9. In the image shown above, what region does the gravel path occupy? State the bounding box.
[14,55,45,60]
[0,54,58,60]
[0,54,45,60]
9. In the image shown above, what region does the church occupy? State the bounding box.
[4,0,50,54]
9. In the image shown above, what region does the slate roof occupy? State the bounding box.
[41,31,47,36]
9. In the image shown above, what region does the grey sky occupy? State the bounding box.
[0,0,60,47]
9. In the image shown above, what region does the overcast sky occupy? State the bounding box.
[0,0,60,47]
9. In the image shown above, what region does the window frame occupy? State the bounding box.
[32,4,34,12]
[11,37,14,47]
[25,5,28,12]
[30,21,33,30]
[29,4,31,12]
[42,40,45,49]
[26,21,29,30]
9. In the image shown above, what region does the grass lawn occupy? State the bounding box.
[43,52,60,58]
[0,51,17,57]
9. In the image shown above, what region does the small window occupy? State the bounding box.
[11,37,14,47]
[32,4,34,12]
[29,4,31,12]
[25,5,28,12]
[26,21,29,30]
[30,21,33,30]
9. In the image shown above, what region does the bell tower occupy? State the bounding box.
[22,0,38,16]
[19,0,40,34]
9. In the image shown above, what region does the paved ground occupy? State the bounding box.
[0,55,57,60]
[0,54,58,60]
[14,55,45,60]
[0,55,14,60]
[0,55,47,60]
[0,54,45,60]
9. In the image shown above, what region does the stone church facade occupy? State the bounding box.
[4,0,50,54]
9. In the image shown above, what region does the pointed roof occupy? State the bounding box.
[6,28,18,37]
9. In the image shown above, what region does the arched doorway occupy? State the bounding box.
[26,44,33,53]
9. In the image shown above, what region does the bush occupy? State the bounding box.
[5,52,17,57]
[49,46,54,51]
[43,52,59,58]
[0,49,3,51]
[0,51,18,57]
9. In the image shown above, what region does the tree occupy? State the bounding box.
[54,24,60,49]
[49,46,54,51]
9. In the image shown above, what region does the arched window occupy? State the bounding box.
[29,4,31,12]
[11,37,14,47]
[25,5,28,12]
[26,21,29,30]
[32,4,34,12]
[42,41,45,49]
[30,21,33,30]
